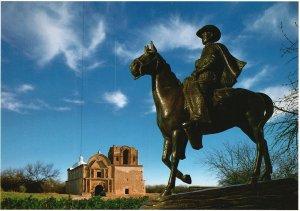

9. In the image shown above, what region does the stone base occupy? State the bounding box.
[141,178,298,210]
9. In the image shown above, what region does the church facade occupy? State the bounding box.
[66,145,145,196]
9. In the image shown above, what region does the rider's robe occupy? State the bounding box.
[183,43,246,122]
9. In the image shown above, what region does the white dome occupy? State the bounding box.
[71,155,86,169]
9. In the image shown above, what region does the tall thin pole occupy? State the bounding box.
[114,40,117,91]
[80,2,85,156]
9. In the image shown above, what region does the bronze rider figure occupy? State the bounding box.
[182,25,246,149]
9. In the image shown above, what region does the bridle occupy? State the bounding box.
[135,52,160,78]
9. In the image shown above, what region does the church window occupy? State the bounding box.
[97,172,102,178]
[123,149,129,164]
[125,188,129,194]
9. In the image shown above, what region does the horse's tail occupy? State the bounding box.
[257,93,274,131]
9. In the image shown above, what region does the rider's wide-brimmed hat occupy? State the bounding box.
[196,25,221,42]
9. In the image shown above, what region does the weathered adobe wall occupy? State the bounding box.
[113,166,145,195]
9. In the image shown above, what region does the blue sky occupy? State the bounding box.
[1,2,298,186]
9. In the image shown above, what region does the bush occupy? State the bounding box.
[19,185,27,193]
[1,168,25,192]
[173,185,190,193]
[146,184,190,193]
[1,162,63,194]
[146,185,166,193]
[1,196,149,209]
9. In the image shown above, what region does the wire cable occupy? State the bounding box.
[80,2,85,156]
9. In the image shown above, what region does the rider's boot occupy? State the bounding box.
[182,120,203,150]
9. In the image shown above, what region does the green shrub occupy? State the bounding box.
[1,195,149,209]
[19,185,27,193]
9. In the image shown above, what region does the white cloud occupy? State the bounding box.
[103,90,128,109]
[245,3,298,38]
[86,61,105,70]
[1,84,72,113]
[144,16,201,51]
[236,66,272,89]
[1,91,24,113]
[115,42,142,62]
[2,2,106,74]
[261,85,290,102]
[143,92,156,114]
[64,98,85,105]
[53,107,72,112]
[115,15,205,62]
[145,104,156,114]
[260,85,294,118]
[16,84,35,93]
[87,21,106,53]
[1,91,49,113]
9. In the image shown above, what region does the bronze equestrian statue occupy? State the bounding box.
[130,25,274,196]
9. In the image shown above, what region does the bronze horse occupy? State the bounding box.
[130,42,274,196]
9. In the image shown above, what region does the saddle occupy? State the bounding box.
[212,87,239,106]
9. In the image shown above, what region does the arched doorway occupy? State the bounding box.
[95,185,105,196]
[123,149,129,164]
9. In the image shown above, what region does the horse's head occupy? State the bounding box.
[130,41,161,80]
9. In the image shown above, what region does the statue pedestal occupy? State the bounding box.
[141,178,298,210]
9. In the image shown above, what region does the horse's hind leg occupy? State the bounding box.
[162,138,191,184]
[252,128,265,183]
[240,125,263,183]
[252,128,272,182]
[260,138,272,181]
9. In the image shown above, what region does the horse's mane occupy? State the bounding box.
[157,53,182,88]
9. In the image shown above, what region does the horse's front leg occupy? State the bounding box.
[162,138,191,184]
[161,130,182,196]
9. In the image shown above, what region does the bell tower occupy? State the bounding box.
[108,145,138,165]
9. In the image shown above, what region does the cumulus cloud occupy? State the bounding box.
[2,2,106,74]
[103,90,128,109]
[244,3,298,39]
[236,66,272,89]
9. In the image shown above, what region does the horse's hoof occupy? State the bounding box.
[260,173,271,181]
[183,174,192,184]
[249,177,258,184]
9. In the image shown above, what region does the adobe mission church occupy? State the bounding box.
[66,145,145,196]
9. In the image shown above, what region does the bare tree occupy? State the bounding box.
[205,142,256,185]
[268,22,298,154]
[205,142,298,186]
[1,168,26,192]
[24,161,60,192]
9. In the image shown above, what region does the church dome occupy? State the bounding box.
[71,155,86,169]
